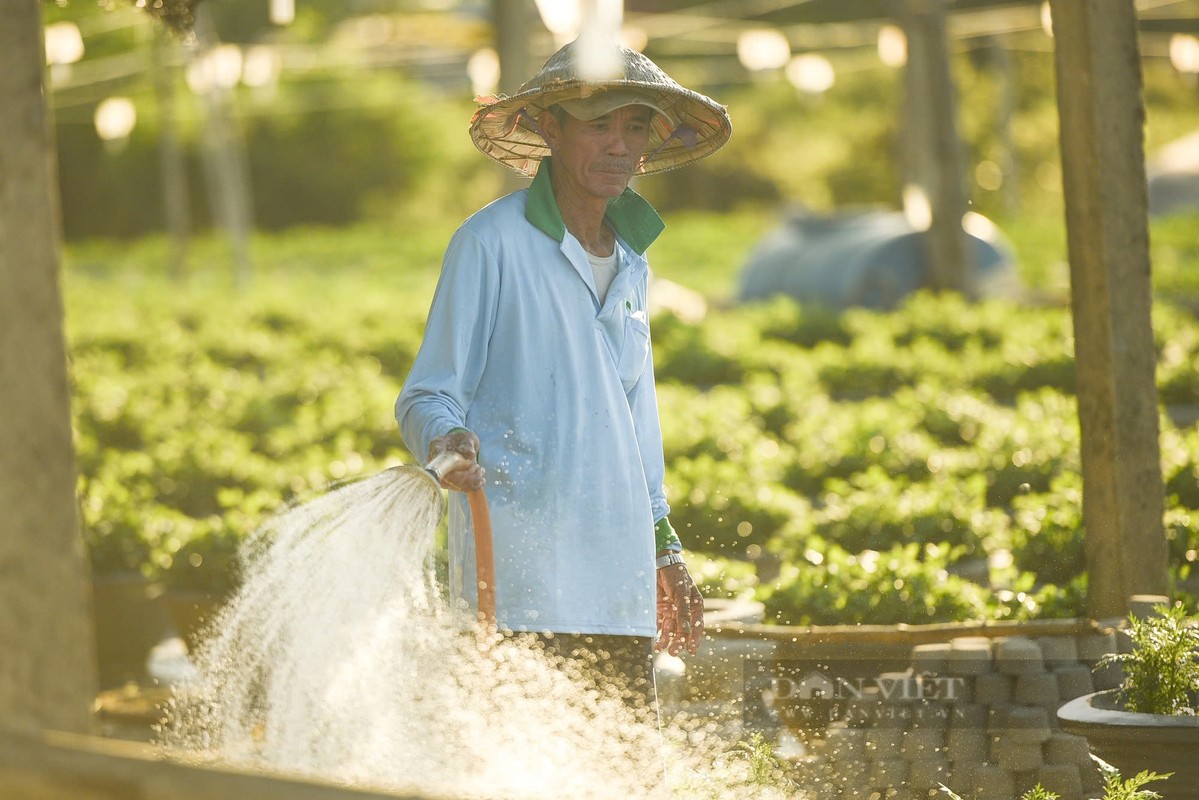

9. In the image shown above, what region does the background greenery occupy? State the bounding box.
[44,2,1199,239]
[64,210,1199,624]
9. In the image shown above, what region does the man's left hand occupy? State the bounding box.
[655,560,704,656]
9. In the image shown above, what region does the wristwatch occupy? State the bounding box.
[655,553,685,570]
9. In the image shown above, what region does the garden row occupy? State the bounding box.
[66,271,1199,624]
[653,294,1199,623]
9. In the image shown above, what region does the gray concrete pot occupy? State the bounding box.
[1057,689,1199,799]
[91,572,172,688]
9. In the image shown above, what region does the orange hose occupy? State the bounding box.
[466,488,496,626]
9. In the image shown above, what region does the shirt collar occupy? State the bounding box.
[525,157,665,255]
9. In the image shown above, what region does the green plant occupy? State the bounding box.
[665,730,796,800]
[939,756,1172,800]
[1097,602,1199,715]
[1092,754,1171,800]
[937,783,966,800]
[156,518,246,598]
[688,553,760,602]
[806,467,997,556]
[81,508,156,578]
[1009,473,1086,584]
[730,733,791,790]
[940,782,1060,800]
[762,542,990,625]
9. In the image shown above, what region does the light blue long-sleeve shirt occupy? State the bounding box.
[396,160,669,636]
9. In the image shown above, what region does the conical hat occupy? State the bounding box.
[470,39,732,177]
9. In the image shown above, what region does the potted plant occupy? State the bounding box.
[1057,602,1199,799]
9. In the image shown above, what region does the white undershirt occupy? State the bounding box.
[587,248,620,305]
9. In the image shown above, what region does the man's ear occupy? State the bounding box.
[538,110,561,151]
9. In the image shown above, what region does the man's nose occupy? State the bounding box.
[606,130,632,156]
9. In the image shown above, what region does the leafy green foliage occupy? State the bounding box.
[1009,473,1086,584]
[155,515,244,596]
[1093,755,1171,800]
[1019,786,1060,800]
[762,542,990,626]
[64,220,1199,619]
[67,253,431,595]
[1098,603,1199,716]
[945,779,1066,800]
[730,733,791,789]
[943,757,1172,800]
[667,730,796,799]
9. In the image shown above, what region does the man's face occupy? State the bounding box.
[542,104,654,201]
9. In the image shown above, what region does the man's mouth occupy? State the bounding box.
[599,164,634,176]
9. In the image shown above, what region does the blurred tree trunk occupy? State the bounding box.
[900,0,972,295]
[493,0,533,194]
[0,0,97,733]
[1050,0,1167,618]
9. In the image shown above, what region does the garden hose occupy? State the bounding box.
[422,452,496,626]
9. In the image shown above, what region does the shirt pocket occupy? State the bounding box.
[616,312,650,393]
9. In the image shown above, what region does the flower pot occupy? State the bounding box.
[1057,689,1199,799]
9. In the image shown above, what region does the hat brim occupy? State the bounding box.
[557,88,670,124]
[469,45,731,178]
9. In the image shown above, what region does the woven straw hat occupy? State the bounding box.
[470,39,732,177]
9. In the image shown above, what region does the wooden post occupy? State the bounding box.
[494,0,533,95]
[1050,0,1168,618]
[899,0,973,295]
[492,0,533,193]
[0,0,98,734]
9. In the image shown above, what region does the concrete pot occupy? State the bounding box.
[91,573,172,688]
[1057,689,1199,799]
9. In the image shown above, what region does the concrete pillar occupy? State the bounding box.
[1049,0,1168,618]
[900,0,973,295]
[0,0,97,733]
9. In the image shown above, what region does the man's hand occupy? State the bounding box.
[655,560,704,656]
[427,428,486,492]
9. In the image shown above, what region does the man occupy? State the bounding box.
[396,38,731,708]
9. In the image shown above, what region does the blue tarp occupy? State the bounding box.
[737,209,1018,311]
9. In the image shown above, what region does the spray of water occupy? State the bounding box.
[159,469,802,799]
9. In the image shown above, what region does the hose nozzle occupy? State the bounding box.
[425,451,469,485]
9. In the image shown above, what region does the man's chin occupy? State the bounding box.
[596,176,632,196]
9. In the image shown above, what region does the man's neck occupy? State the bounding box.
[550,172,615,257]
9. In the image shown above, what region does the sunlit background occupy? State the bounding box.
[41,1,1199,244]
[41,0,1199,730]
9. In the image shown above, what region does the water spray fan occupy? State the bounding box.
[393,452,496,626]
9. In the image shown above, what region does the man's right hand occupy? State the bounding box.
[427,428,486,492]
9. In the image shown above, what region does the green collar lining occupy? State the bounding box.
[525,158,665,255]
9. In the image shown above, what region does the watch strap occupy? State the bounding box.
[656,552,685,569]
